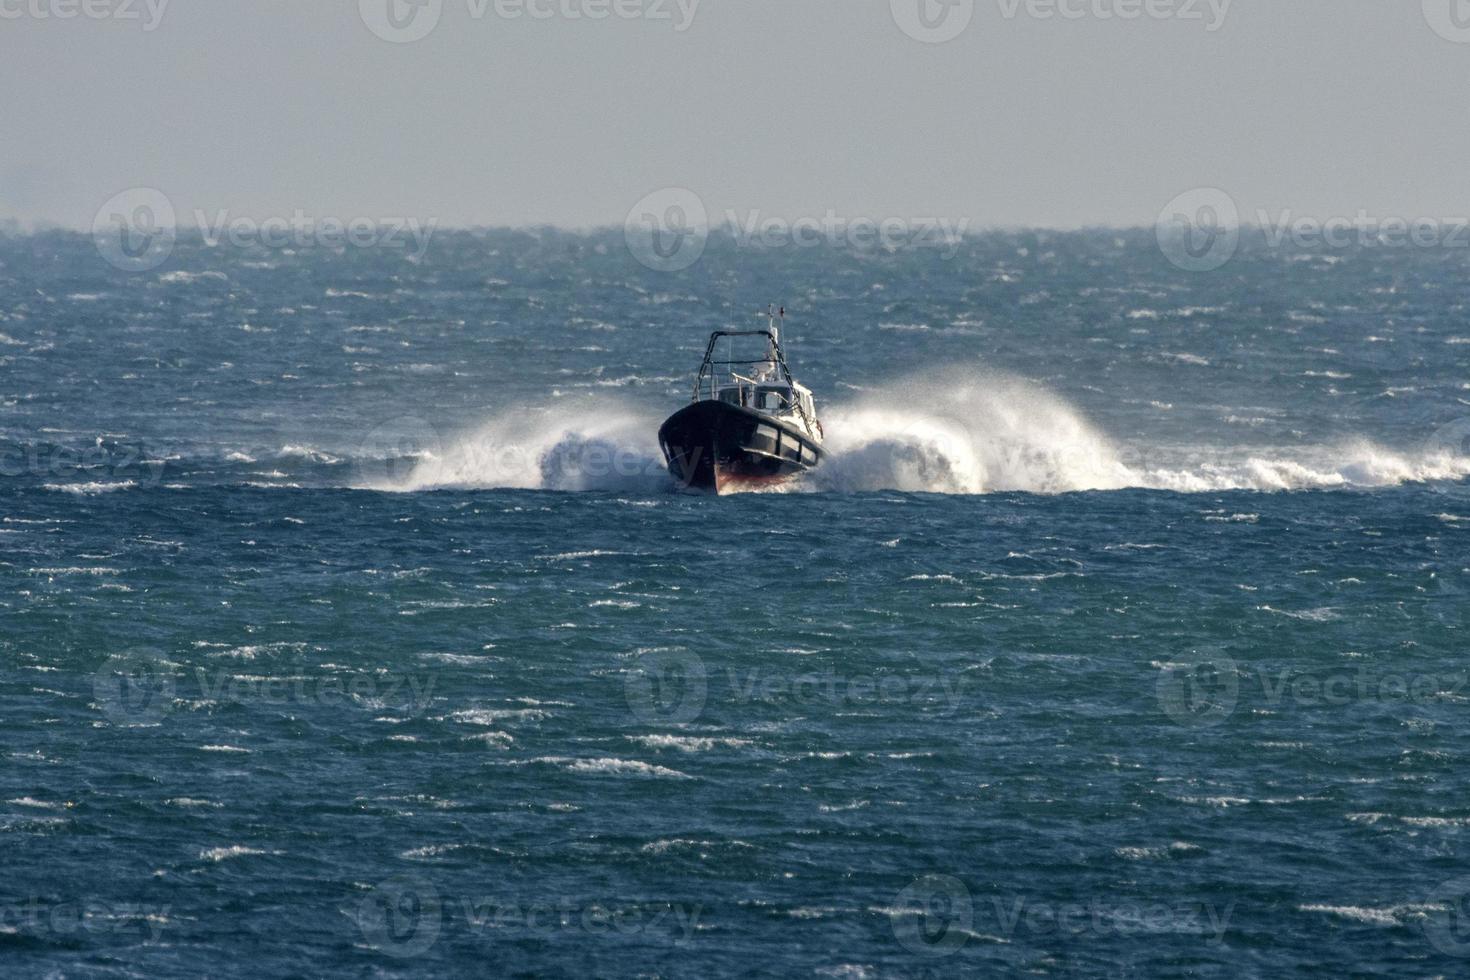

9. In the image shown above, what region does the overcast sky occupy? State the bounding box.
[3,0,1467,231]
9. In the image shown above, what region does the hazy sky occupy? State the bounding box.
[3,0,1468,230]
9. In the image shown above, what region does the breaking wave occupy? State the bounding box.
[361,371,1470,496]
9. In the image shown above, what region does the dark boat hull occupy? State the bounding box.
[658,401,823,493]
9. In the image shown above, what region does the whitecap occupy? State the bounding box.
[527,756,690,779]
[400,843,469,859]
[1298,904,1439,926]
[449,708,548,725]
[626,734,752,752]
[1115,842,1203,860]
[43,481,136,495]
[200,845,275,862]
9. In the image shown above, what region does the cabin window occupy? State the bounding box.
[756,387,790,412]
[719,387,742,406]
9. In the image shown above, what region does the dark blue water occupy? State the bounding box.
[2,229,1469,977]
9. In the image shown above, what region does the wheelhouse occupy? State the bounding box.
[692,329,820,437]
[714,382,816,420]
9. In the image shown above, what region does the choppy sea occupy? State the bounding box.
[2,228,1469,977]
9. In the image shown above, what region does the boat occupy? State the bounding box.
[658,307,825,493]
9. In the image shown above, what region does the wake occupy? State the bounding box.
[360,371,1470,496]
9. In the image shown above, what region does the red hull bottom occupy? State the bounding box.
[712,468,798,495]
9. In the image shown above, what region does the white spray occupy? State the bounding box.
[361,370,1470,495]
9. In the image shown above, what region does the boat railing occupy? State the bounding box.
[691,326,821,437]
[691,330,781,402]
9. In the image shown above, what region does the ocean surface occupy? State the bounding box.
[2,228,1469,978]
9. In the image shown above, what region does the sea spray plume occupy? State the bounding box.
[370,403,671,493]
[801,375,1470,494]
[357,387,1470,496]
[813,369,1136,494]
